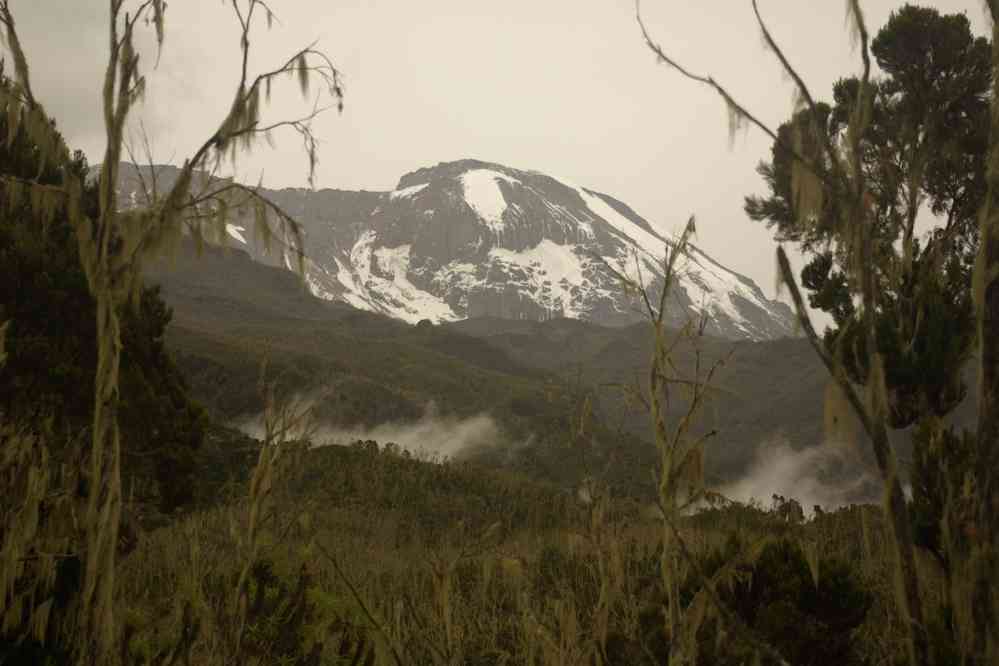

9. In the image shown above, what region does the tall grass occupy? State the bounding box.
[112,445,919,665]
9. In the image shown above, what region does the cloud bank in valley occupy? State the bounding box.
[718,437,880,515]
[235,400,505,461]
[314,408,503,460]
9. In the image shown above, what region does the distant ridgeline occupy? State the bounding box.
[112,159,796,340]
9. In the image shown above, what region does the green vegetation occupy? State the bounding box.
[0,132,206,516]
[2,1,998,665]
[114,442,900,665]
[638,0,999,662]
[745,4,985,431]
[146,238,658,496]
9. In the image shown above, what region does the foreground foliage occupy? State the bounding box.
[111,441,903,666]
[638,0,999,662]
[2,1,998,664]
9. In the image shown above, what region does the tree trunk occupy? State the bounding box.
[78,286,123,663]
[859,220,928,666]
[972,90,999,666]
[967,6,999,662]
[971,226,999,661]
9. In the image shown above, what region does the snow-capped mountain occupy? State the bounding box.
[115,160,796,340]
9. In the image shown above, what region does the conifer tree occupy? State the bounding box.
[745,5,988,430]
[0,100,207,519]
[638,1,999,663]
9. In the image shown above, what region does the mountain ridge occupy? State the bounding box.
[113,159,797,340]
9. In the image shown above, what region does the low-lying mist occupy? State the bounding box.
[314,409,503,459]
[718,436,880,515]
[234,395,885,514]
[235,401,505,461]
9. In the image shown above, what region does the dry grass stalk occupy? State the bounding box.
[0,1,343,661]
[633,1,954,661]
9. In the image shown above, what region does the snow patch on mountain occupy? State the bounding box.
[431,260,479,289]
[599,245,663,294]
[334,254,372,311]
[390,183,429,200]
[538,197,596,241]
[575,187,666,261]
[542,174,774,336]
[113,159,796,340]
[460,169,520,233]
[683,248,774,336]
[341,232,459,323]
[303,259,339,301]
[489,240,592,318]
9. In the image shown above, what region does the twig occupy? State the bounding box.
[315,541,408,666]
[660,510,791,666]
[635,0,836,193]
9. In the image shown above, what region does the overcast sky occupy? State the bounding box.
[8,1,992,322]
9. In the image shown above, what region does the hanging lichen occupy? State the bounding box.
[0,1,344,662]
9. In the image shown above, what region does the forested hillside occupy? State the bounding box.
[1,2,998,665]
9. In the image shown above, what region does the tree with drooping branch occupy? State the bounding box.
[0,1,343,661]
[636,1,999,664]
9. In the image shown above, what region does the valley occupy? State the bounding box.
[147,231,876,497]
[2,1,995,662]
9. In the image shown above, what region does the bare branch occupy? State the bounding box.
[660,483,790,665]
[123,137,152,207]
[777,245,927,664]
[0,173,68,198]
[776,246,872,432]
[0,0,35,105]
[635,0,836,193]
[750,0,848,186]
[315,541,408,666]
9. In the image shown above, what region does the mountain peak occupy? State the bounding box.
[115,160,796,340]
[396,158,515,190]
[321,160,795,339]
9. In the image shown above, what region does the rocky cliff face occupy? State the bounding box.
[115,159,797,340]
